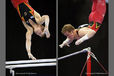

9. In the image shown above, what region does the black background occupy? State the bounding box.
[6,0,56,60]
[58,0,108,76]
[6,0,109,76]
[6,0,56,76]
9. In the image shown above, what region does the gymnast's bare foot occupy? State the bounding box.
[44,28,50,38]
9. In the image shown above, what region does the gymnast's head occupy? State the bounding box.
[61,24,78,40]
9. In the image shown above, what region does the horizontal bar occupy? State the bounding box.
[6,59,56,65]
[58,47,90,60]
[6,47,90,65]
[6,63,56,69]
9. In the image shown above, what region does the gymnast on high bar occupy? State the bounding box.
[59,0,106,48]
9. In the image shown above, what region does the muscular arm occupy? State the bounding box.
[22,21,36,60]
[75,28,96,45]
[26,30,33,54]
[59,38,73,48]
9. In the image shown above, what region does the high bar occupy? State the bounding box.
[6,62,56,69]
[58,47,91,60]
[6,59,56,65]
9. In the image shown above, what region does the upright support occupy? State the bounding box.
[87,51,91,76]
[10,69,15,76]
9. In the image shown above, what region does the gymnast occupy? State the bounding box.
[11,0,50,60]
[59,0,106,48]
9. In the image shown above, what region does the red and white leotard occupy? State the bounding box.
[89,0,106,24]
[88,0,106,32]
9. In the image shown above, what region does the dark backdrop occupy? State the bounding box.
[6,0,56,76]
[58,0,108,76]
[6,0,56,60]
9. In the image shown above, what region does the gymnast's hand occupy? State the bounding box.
[59,44,64,48]
[28,53,37,60]
[59,43,70,48]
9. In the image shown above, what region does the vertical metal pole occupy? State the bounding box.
[10,69,15,76]
[87,52,91,76]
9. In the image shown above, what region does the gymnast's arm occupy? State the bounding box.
[22,21,36,60]
[59,38,73,48]
[75,28,96,45]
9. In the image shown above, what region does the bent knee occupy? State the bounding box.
[43,15,49,18]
